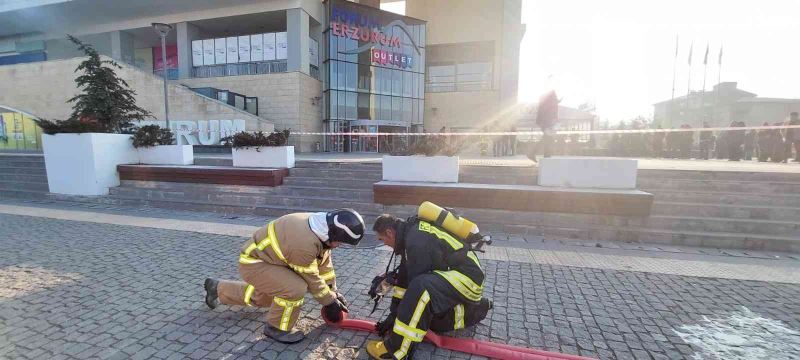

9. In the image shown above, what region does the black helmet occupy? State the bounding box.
[326,208,365,245]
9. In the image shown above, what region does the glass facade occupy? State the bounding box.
[323,0,426,152]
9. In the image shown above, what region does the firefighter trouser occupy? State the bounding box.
[386,273,487,359]
[217,262,307,331]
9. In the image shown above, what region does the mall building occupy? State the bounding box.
[0,0,524,152]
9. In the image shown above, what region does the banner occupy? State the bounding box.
[214,38,226,65]
[238,36,251,63]
[276,32,288,60]
[203,39,215,66]
[263,33,276,61]
[191,40,204,66]
[226,36,238,63]
[250,34,264,62]
[152,44,177,71]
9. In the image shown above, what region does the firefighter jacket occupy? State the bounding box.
[237,212,337,306]
[390,217,485,305]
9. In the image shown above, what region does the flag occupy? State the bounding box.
[703,43,709,65]
[674,36,679,58]
[688,41,693,65]
[718,46,723,65]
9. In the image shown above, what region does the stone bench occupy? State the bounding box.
[118,165,289,187]
[374,181,654,217]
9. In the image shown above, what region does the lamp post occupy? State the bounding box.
[152,22,173,130]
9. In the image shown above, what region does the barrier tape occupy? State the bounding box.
[322,310,596,360]
[174,125,800,137]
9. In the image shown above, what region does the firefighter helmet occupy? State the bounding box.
[326,208,365,245]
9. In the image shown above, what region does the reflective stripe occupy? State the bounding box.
[394,290,430,360]
[312,285,332,299]
[392,286,406,299]
[392,319,425,342]
[418,221,463,250]
[454,304,465,329]
[434,270,483,302]
[238,222,322,276]
[273,296,304,331]
[243,284,255,306]
[467,251,481,269]
[320,270,336,282]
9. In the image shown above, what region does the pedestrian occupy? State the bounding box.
[492,127,501,157]
[508,126,518,156]
[367,213,492,360]
[757,122,771,162]
[715,132,728,159]
[727,121,745,161]
[699,122,713,160]
[203,209,365,343]
[770,122,786,163]
[679,124,693,159]
[785,112,800,162]
[652,126,665,158]
[744,128,757,161]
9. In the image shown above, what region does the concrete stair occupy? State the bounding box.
[0,154,49,200]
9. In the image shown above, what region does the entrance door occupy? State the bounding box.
[349,125,378,152]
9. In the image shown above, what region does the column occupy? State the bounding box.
[287,8,310,75]
[109,30,134,65]
[177,22,201,79]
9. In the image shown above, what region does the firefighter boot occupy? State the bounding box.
[366,340,393,360]
[264,325,305,344]
[204,278,219,309]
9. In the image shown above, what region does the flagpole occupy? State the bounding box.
[686,41,693,124]
[702,43,709,122]
[670,35,678,127]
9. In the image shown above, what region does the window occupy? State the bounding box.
[403,71,413,97]
[425,42,493,92]
[392,69,402,96]
[358,93,371,119]
[346,92,357,120]
[427,65,456,92]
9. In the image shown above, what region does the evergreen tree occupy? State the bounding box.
[66,34,151,133]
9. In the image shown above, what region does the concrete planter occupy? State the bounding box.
[41,133,138,195]
[232,146,295,168]
[538,157,638,189]
[137,145,194,165]
[382,155,459,183]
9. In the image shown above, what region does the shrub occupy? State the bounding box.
[34,117,106,135]
[222,129,290,150]
[389,134,464,156]
[132,125,175,148]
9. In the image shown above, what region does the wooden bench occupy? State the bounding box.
[118,165,289,187]
[374,181,654,217]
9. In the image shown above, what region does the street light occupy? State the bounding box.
[152,22,173,130]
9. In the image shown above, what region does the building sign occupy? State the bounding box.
[329,2,422,69]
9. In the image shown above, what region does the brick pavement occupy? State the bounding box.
[1,214,799,360]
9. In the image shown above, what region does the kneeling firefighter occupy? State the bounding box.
[367,202,493,360]
[204,209,365,343]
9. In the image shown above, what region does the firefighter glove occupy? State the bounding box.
[323,297,349,323]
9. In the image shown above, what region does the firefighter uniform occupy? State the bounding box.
[380,218,490,359]
[216,213,338,332]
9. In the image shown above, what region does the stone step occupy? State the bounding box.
[0,173,48,183]
[0,180,49,192]
[109,187,385,214]
[117,180,374,202]
[288,167,383,180]
[639,178,800,193]
[652,201,800,221]
[651,190,800,207]
[282,176,377,189]
[638,169,800,183]
[0,189,49,200]
[0,166,47,175]
[0,159,46,167]
[610,227,800,253]
[643,215,799,237]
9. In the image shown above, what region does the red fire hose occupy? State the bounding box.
[322,311,596,360]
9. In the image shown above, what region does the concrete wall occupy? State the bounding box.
[424,91,500,131]
[0,56,269,133]
[180,72,323,152]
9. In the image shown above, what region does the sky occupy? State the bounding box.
[384,0,800,124]
[518,0,800,122]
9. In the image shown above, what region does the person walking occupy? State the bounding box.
[770,122,786,163]
[744,128,757,161]
[757,122,772,162]
[699,122,713,160]
[785,112,800,162]
[652,126,665,158]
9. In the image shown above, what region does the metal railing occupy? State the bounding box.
[191,60,288,78]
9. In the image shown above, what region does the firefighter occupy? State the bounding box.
[366,214,492,360]
[203,209,365,343]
